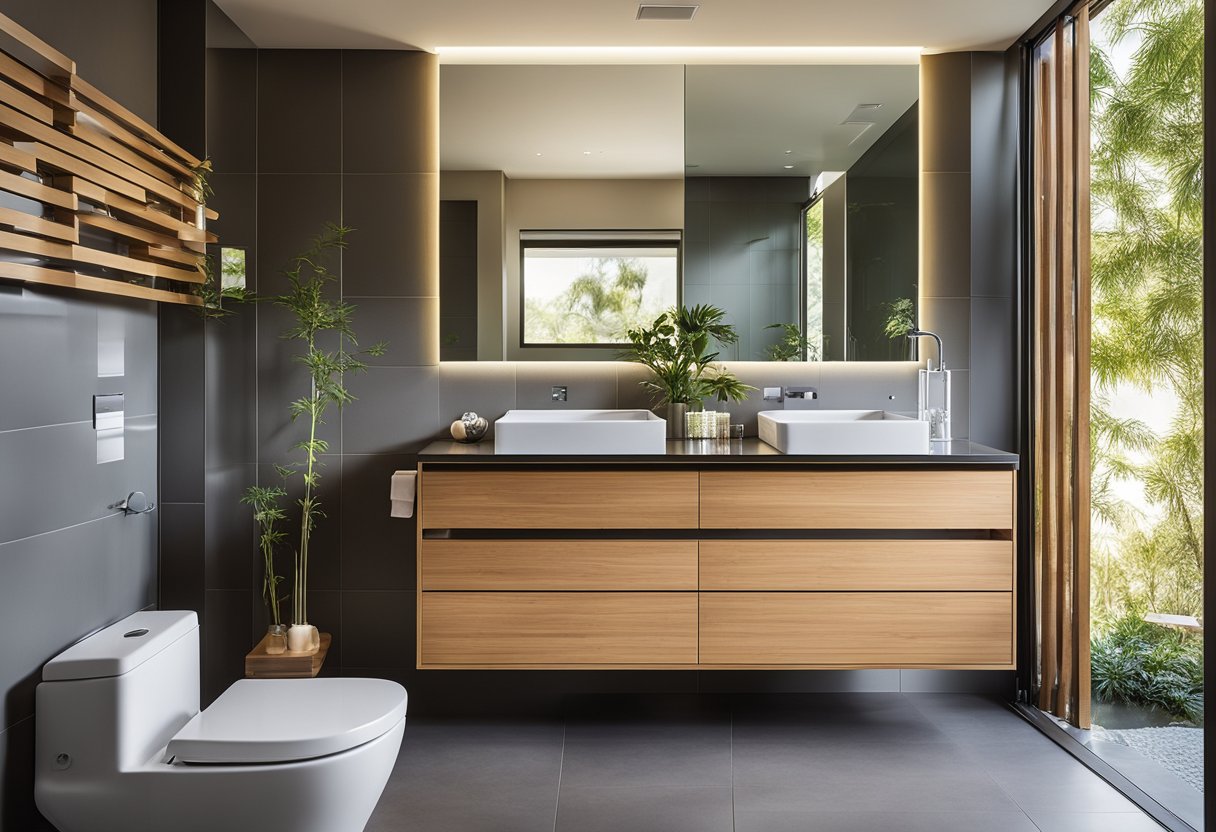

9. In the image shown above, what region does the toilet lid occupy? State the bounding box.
[167,678,407,764]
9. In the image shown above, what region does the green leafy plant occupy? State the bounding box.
[1091,614,1204,723]
[882,297,916,340]
[241,471,291,627]
[1088,0,1203,640]
[274,224,386,629]
[623,304,751,406]
[764,322,819,362]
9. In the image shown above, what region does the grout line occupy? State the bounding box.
[552,719,566,832]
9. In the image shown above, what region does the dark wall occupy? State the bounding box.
[0,3,159,830]
[684,177,808,361]
[846,105,919,362]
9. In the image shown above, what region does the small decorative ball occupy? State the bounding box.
[451,411,489,444]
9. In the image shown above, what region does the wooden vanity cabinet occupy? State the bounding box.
[417,465,1017,671]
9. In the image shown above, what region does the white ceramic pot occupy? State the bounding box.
[287,623,316,653]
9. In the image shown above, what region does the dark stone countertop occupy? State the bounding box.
[418,438,1019,467]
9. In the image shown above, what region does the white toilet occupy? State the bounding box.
[34,610,407,832]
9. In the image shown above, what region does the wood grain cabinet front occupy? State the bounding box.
[421,470,699,529]
[415,464,1018,670]
[699,539,1014,591]
[699,470,1015,530]
[420,592,698,666]
[422,539,698,591]
[699,592,1014,668]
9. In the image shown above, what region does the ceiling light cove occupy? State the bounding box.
[433,45,922,65]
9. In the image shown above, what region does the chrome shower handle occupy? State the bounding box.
[111,491,156,516]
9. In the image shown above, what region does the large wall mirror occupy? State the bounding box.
[439,61,919,362]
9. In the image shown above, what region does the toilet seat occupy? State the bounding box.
[167,678,407,764]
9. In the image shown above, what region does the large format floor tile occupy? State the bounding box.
[363,693,1169,832]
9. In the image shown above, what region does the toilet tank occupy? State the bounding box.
[36,611,201,779]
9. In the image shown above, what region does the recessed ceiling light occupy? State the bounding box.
[535,152,543,156]
[636,4,699,21]
[784,150,793,154]
[583,150,592,155]
[783,164,795,169]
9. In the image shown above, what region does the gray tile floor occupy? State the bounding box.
[366,694,1165,832]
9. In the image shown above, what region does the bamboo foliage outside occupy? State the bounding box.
[1032,3,1092,728]
[0,11,214,306]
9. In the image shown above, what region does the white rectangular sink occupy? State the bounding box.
[494,409,667,455]
[758,410,930,455]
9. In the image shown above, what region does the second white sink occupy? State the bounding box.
[494,409,667,455]
[758,410,930,455]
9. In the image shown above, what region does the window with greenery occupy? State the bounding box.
[521,236,679,346]
[804,198,824,362]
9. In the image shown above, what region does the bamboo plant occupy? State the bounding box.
[241,472,291,627]
[273,224,385,646]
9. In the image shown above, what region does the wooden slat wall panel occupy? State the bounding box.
[0,11,216,306]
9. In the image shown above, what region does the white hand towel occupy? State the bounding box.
[390,470,417,518]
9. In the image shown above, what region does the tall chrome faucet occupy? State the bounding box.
[906,329,945,370]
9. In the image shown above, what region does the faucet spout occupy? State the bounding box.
[907,329,945,371]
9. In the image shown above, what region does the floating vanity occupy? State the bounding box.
[415,438,1018,671]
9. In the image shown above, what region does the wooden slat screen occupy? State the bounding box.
[0,11,214,306]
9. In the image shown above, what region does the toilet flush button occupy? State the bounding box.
[53,753,71,771]
[123,628,149,638]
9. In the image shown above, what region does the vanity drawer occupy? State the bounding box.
[421,470,699,529]
[699,470,1014,530]
[699,539,1014,591]
[700,592,1013,667]
[420,592,698,666]
[422,539,698,590]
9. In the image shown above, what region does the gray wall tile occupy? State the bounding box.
[206,48,257,174]
[0,415,157,546]
[343,366,442,453]
[0,513,156,729]
[921,172,972,300]
[516,361,618,410]
[919,298,971,371]
[438,362,517,436]
[342,51,438,174]
[920,52,972,173]
[256,174,342,295]
[341,590,415,667]
[350,296,439,367]
[969,297,1016,450]
[341,454,417,590]
[816,363,918,412]
[257,50,341,173]
[203,464,257,590]
[203,589,254,706]
[160,502,205,615]
[342,173,440,298]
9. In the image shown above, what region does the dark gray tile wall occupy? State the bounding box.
[684,177,808,361]
[0,4,159,828]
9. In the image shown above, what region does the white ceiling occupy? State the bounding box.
[441,65,685,178]
[213,0,1050,54]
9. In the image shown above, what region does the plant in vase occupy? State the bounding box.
[623,304,751,437]
[241,473,291,653]
[273,224,385,653]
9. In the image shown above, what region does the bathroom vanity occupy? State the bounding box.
[415,440,1018,671]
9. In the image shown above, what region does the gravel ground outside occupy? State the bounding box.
[1096,725,1205,792]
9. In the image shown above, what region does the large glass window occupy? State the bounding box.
[520,236,679,346]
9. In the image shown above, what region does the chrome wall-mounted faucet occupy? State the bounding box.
[762,386,819,409]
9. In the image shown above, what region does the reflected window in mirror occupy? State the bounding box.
[519,233,681,348]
